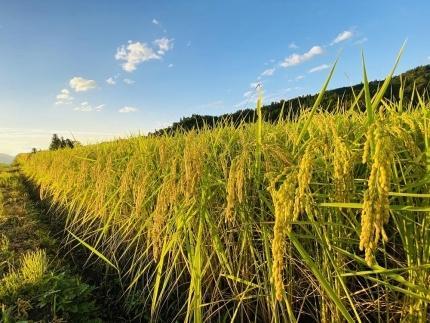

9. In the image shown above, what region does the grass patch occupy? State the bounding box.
[0,166,102,322]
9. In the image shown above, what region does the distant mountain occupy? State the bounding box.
[152,64,430,136]
[0,153,15,165]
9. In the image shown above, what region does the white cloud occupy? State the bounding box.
[235,89,265,108]
[331,30,354,45]
[55,89,73,105]
[260,68,275,77]
[168,63,174,68]
[289,42,299,49]
[296,75,305,80]
[154,37,174,55]
[119,106,138,113]
[115,41,161,72]
[74,102,104,112]
[234,97,255,109]
[243,90,253,98]
[69,77,97,92]
[280,46,323,68]
[428,56,430,60]
[354,37,368,45]
[106,77,116,85]
[250,82,260,88]
[152,18,159,25]
[123,78,135,85]
[308,64,330,73]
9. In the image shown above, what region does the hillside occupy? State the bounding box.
[0,153,14,164]
[152,64,430,135]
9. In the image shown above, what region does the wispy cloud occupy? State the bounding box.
[69,77,97,92]
[280,46,323,68]
[289,42,299,49]
[331,30,354,45]
[154,37,174,55]
[55,89,73,105]
[354,37,368,45]
[308,64,330,73]
[123,78,135,85]
[243,90,253,98]
[119,106,138,113]
[260,68,275,77]
[296,75,305,80]
[115,41,161,72]
[152,18,167,32]
[168,63,174,68]
[106,77,116,85]
[74,101,104,112]
[236,87,295,109]
[234,96,256,109]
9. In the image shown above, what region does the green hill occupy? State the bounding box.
[152,64,430,135]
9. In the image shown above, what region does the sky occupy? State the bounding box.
[1,0,430,155]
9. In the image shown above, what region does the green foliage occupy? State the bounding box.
[0,166,102,323]
[49,134,80,151]
[0,265,100,322]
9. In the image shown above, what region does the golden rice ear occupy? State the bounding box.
[359,120,392,266]
[225,149,249,224]
[270,171,297,301]
[332,134,354,202]
[294,143,315,219]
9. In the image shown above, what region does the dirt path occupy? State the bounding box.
[0,164,104,322]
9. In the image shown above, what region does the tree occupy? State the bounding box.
[49,134,80,151]
[49,134,62,150]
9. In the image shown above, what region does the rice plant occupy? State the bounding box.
[16,52,430,322]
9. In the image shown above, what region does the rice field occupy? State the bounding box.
[16,57,430,322]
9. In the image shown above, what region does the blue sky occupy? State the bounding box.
[1,0,429,155]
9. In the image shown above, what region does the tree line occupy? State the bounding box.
[49,134,80,150]
[151,64,430,136]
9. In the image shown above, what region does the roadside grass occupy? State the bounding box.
[0,166,101,323]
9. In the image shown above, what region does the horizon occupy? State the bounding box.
[1,0,430,155]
